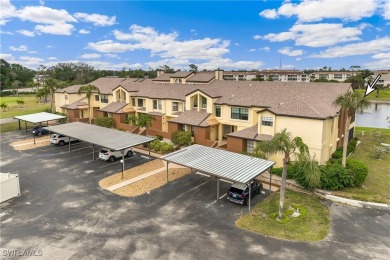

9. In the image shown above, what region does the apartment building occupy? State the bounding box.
[54,71,353,166]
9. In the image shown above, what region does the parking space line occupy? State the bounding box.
[141,155,149,159]
[176,180,211,198]
[205,194,227,208]
[69,152,94,159]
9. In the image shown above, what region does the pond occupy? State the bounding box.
[356,102,390,129]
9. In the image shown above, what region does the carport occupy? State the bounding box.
[45,122,154,178]
[161,144,275,211]
[14,112,67,144]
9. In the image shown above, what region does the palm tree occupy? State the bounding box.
[333,91,369,167]
[45,78,67,113]
[78,84,100,124]
[269,129,309,219]
[137,113,154,135]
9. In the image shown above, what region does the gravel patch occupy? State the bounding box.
[112,168,192,197]
[99,159,164,188]
[10,136,50,150]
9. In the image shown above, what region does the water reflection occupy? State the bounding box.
[356,103,390,129]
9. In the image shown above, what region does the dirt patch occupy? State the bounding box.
[11,136,50,151]
[99,159,164,188]
[112,168,192,197]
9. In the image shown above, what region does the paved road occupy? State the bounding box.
[0,117,17,124]
[1,131,389,259]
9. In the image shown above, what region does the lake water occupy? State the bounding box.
[356,103,390,129]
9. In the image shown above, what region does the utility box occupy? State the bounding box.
[0,172,21,203]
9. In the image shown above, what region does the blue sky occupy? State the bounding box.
[1,0,389,71]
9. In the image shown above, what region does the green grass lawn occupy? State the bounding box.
[355,88,390,101]
[236,190,330,241]
[333,127,390,203]
[0,95,50,119]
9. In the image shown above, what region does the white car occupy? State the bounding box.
[50,134,78,146]
[99,148,134,162]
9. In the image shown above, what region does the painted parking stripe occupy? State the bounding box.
[176,180,211,198]
[205,194,228,208]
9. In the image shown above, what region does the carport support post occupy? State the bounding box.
[248,182,251,212]
[121,150,125,179]
[68,137,71,152]
[216,178,220,200]
[269,166,273,195]
[92,144,95,160]
[18,119,21,130]
[148,141,151,160]
[33,134,36,144]
[166,161,169,182]
[25,121,27,132]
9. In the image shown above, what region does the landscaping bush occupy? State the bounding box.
[346,158,368,187]
[171,130,192,147]
[320,163,353,190]
[159,142,174,154]
[347,138,358,154]
[156,135,164,140]
[94,117,114,128]
[271,167,283,176]
[331,147,343,160]
[271,165,296,179]
[149,139,162,151]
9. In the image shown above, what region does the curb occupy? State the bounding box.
[315,189,390,210]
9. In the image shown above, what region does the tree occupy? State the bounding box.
[45,78,67,112]
[36,88,48,103]
[11,80,21,96]
[159,65,175,73]
[271,129,309,219]
[78,84,100,124]
[333,91,369,167]
[189,64,198,73]
[0,102,8,111]
[16,99,25,107]
[252,140,274,159]
[137,113,154,135]
[127,114,138,126]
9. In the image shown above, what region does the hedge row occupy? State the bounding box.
[149,139,174,154]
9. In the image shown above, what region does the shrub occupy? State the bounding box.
[271,167,283,176]
[156,135,164,140]
[331,148,343,160]
[171,130,192,147]
[320,163,353,190]
[270,165,295,179]
[16,99,25,107]
[159,142,174,154]
[347,138,358,154]
[346,158,368,187]
[94,117,114,128]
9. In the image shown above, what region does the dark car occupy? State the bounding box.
[227,180,263,206]
[32,126,49,136]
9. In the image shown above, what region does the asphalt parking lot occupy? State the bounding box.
[1,130,390,259]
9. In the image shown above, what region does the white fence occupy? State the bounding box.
[0,173,21,203]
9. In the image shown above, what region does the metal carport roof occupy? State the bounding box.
[161,144,275,184]
[161,144,275,211]
[14,112,66,124]
[45,122,154,151]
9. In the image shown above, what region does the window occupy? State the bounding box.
[153,100,162,110]
[138,99,144,107]
[180,124,185,131]
[247,140,255,153]
[172,102,179,112]
[81,110,84,118]
[95,95,99,101]
[101,95,108,103]
[193,96,198,108]
[215,106,221,117]
[201,96,207,109]
[65,95,68,100]
[175,78,182,83]
[231,107,248,120]
[190,126,194,136]
[262,116,273,127]
[287,75,297,81]
[132,98,135,106]
[334,74,343,79]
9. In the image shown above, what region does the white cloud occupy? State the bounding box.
[79,29,90,34]
[35,23,74,35]
[234,43,239,46]
[18,56,44,67]
[261,23,363,47]
[372,52,390,59]
[28,51,37,54]
[48,57,57,60]
[383,0,390,19]
[17,30,36,37]
[278,47,303,56]
[17,5,76,24]
[310,37,390,58]
[0,30,13,35]
[249,49,256,52]
[261,0,377,22]
[80,53,101,59]
[0,0,17,25]
[259,9,278,19]
[253,35,262,40]
[0,53,14,60]
[364,58,390,70]
[74,12,116,26]
[9,45,28,51]
[105,53,119,59]
[296,58,302,61]
[259,47,270,52]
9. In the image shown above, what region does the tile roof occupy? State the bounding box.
[228,125,272,141]
[187,72,215,83]
[152,73,172,81]
[169,109,210,126]
[149,112,165,116]
[171,71,194,78]
[61,97,87,110]
[98,101,128,113]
